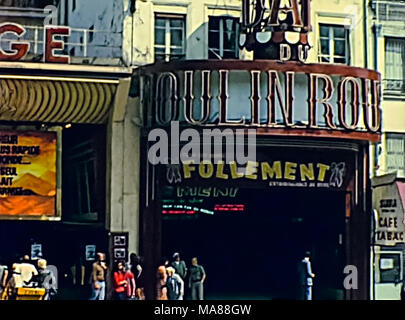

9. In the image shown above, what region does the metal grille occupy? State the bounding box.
[375,1,405,23]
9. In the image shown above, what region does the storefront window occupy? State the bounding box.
[376,253,402,284]
[208,16,240,59]
[154,14,186,62]
[62,126,105,223]
[386,134,405,178]
[385,38,405,94]
[318,24,350,65]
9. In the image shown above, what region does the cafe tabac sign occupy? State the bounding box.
[139,0,382,142]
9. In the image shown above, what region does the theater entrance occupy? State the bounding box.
[161,187,347,300]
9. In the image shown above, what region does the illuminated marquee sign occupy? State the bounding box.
[240,0,312,61]
[141,60,382,141]
[159,147,354,190]
[0,23,70,63]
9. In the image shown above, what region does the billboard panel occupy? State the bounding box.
[0,130,57,217]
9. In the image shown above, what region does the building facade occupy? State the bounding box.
[127,0,379,300]
[0,0,387,300]
[0,0,134,300]
[368,0,405,300]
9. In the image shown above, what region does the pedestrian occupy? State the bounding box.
[156,258,168,300]
[0,258,9,296]
[166,267,184,300]
[188,257,206,300]
[89,252,108,300]
[124,262,136,300]
[36,259,57,300]
[171,252,187,281]
[129,253,144,299]
[19,255,38,286]
[112,260,128,300]
[3,264,23,300]
[129,253,143,279]
[298,251,315,300]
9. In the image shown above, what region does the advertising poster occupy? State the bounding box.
[31,243,42,260]
[0,130,57,217]
[85,245,96,261]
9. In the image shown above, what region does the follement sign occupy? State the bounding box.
[0,130,57,217]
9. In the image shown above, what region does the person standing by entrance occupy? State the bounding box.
[166,267,183,300]
[298,251,315,300]
[171,252,187,282]
[124,262,136,300]
[36,259,57,300]
[188,257,206,300]
[89,252,108,300]
[112,261,128,300]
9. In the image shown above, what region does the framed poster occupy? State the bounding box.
[113,235,127,246]
[85,245,96,261]
[0,129,61,220]
[31,244,42,260]
[114,248,126,260]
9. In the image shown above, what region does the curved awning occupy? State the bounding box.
[0,75,119,124]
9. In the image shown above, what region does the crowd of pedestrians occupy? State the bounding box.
[0,250,205,301]
[89,251,145,301]
[156,253,206,301]
[0,255,57,300]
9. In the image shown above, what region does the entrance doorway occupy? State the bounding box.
[161,187,346,300]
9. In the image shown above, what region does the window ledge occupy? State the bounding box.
[383,91,405,101]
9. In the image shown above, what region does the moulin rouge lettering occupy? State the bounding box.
[150,69,381,133]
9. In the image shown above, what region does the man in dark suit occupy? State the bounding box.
[298,251,315,300]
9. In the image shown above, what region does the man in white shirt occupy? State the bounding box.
[19,255,38,285]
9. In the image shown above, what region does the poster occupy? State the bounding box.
[114,248,126,260]
[0,130,57,217]
[31,244,42,260]
[85,245,96,261]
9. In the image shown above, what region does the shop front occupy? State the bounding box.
[0,60,132,299]
[372,173,405,300]
[137,58,381,300]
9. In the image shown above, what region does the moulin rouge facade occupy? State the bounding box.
[134,0,382,300]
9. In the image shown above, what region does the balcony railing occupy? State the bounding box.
[374,0,405,23]
[0,24,123,63]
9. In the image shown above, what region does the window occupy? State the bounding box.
[376,253,402,284]
[386,134,405,177]
[154,14,186,62]
[385,38,405,93]
[208,16,240,59]
[62,126,106,223]
[318,24,350,64]
[65,140,98,221]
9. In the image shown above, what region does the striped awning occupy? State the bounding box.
[0,76,118,124]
